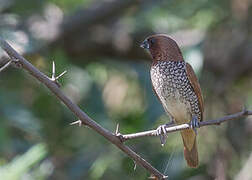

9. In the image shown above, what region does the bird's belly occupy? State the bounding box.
[162,91,191,124]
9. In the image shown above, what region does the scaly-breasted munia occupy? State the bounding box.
[140,34,204,168]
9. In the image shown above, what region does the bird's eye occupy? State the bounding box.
[150,39,155,45]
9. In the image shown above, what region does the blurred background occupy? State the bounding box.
[0,0,252,179]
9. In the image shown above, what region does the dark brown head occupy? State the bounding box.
[140,34,184,62]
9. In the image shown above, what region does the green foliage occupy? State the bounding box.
[0,144,47,180]
[47,0,92,12]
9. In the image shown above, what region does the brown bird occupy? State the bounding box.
[140,34,204,168]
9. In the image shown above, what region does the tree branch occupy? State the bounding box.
[119,109,252,142]
[0,37,167,180]
[1,37,251,179]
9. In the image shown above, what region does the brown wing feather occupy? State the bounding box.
[185,63,204,121]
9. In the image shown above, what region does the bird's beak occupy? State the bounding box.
[140,39,149,49]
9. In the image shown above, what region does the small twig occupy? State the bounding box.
[120,109,252,141]
[199,109,251,127]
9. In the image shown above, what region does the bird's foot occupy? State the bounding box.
[156,122,174,146]
[190,115,199,135]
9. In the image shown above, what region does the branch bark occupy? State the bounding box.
[0,37,167,179]
[119,109,252,141]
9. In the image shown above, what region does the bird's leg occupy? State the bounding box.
[156,121,175,146]
[190,115,199,135]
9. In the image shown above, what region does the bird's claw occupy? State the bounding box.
[156,124,167,146]
[156,122,174,146]
[190,115,199,135]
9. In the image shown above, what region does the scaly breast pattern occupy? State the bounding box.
[150,61,201,124]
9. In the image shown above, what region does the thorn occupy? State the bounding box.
[115,123,124,142]
[0,60,12,72]
[52,61,56,80]
[55,70,67,80]
[133,161,137,171]
[115,123,120,135]
[163,175,168,179]
[70,120,82,127]
[49,61,67,87]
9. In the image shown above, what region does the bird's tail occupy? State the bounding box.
[181,129,199,168]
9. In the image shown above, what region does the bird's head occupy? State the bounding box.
[140,34,183,62]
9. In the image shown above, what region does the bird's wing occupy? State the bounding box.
[185,63,204,121]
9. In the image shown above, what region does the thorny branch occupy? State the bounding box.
[118,109,252,142]
[0,37,167,179]
[1,37,252,179]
